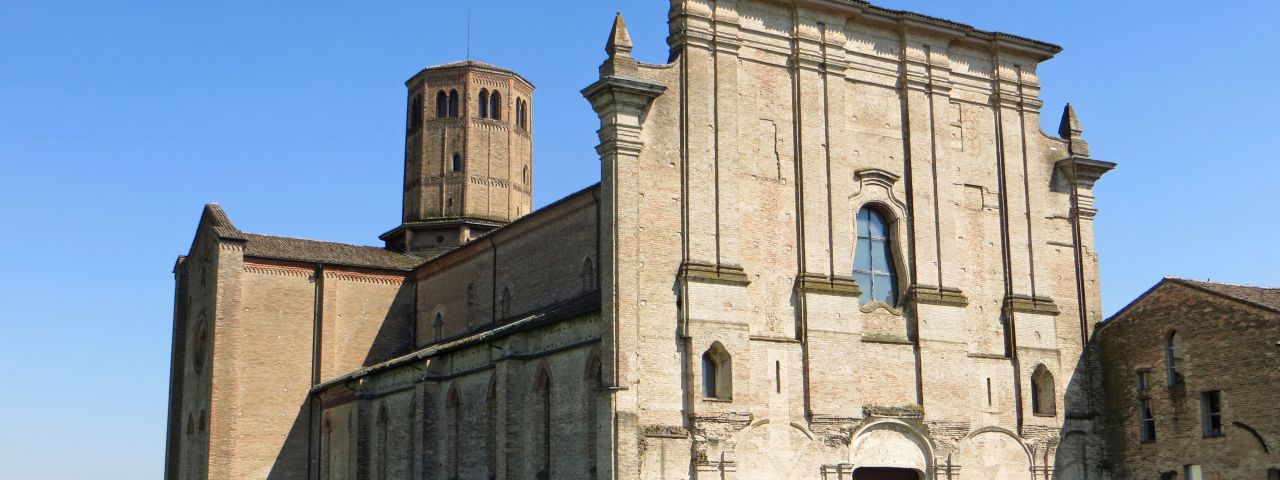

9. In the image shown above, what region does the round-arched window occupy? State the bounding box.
[853,206,898,307]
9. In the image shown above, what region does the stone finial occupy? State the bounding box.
[600,13,639,78]
[1059,103,1082,139]
[606,13,633,57]
[1059,103,1090,157]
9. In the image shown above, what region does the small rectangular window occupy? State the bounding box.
[1139,399,1156,442]
[1136,371,1149,392]
[1200,391,1223,437]
[1183,465,1202,480]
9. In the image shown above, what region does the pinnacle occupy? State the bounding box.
[1059,103,1083,139]
[606,12,634,57]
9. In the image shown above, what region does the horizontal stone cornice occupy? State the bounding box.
[910,284,969,307]
[680,262,750,287]
[795,273,861,297]
[1006,293,1061,315]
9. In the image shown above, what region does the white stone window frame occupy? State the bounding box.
[849,168,911,315]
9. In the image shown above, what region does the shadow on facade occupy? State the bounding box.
[267,282,418,479]
[1054,329,1111,480]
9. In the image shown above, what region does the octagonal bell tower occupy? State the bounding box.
[383,60,534,257]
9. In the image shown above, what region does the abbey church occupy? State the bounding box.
[165,1,1120,478]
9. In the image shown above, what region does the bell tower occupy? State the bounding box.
[382,60,535,257]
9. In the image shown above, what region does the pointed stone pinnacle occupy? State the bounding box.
[606,13,634,57]
[1059,103,1090,157]
[1059,103,1083,139]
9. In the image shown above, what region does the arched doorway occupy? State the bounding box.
[854,467,920,480]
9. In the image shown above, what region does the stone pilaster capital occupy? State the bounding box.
[1054,156,1116,191]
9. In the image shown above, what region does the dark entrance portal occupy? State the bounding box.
[853,467,920,480]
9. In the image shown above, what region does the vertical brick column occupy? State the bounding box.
[583,16,667,479]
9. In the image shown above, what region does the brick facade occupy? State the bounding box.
[165,1,1128,479]
[1099,279,1280,479]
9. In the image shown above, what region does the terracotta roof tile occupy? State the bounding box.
[242,233,423,271]
[1170,278,1280,314]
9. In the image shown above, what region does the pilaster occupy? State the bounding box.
[583,20,667,477]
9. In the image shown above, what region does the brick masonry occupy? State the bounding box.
[1099,279,1280,479]
[164,0,1135,479]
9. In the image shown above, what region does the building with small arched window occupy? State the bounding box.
[1100,278,1280,479]
[164,4,1134,480]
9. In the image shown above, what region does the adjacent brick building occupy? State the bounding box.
[165,1,1128,478]
[1098,278,1280,479]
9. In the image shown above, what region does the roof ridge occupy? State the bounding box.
[1167,276,1280,290]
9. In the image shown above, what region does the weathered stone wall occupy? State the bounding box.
[1100,282,1280,479]
[587,0,1111,477]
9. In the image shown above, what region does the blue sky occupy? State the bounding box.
[2,0,1277,477]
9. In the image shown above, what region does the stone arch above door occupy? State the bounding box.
[847,420,933,476]
[952,427,1033,480]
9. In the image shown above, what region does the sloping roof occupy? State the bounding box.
[312,291,601,394]
[191,203,423,271]
[407,59,534,88]
[202,203,246,241]
[242,233,423,271]
[1168,278,1280,314]
[1104,277,1280,329]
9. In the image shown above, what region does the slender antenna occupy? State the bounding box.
[467,8,472,59]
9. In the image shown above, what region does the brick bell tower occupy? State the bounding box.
[382,60,534,257]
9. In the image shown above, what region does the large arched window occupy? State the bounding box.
[486,377,498,477]
[376,404,389,480]
[436,90,449,118]
[447,89,459,117]
[446,387,461,478]
[1030,364,1056,416]
[584,352,603,478]
[321,415,333,480]
[489,91,502,120]
[701,342,732,400]
[478,89,489,118]
[854,206,898,307]
[534,367,553,479]
[1165,331,1184,386]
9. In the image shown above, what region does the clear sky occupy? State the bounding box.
[2,0,1277,478]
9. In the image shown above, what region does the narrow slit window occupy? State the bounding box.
[775,361,781,394]
[433,313,444,341]
[1166,331,1184,386]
